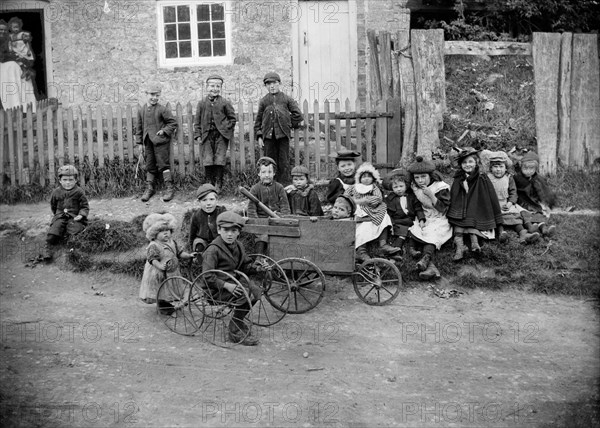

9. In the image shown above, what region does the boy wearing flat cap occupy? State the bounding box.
[326,150,361,204]
[135,83,178,202]
[194,75,237,191]
[202,211,262,345]
[254,72,303,185]
[188,183,227,262]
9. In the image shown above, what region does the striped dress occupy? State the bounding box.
[344,183,393,248]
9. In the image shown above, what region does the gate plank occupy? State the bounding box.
[86,106,94,184]
[323,99,331,177]
[557,32,572,167]
[7,110,16,185]
[106,105,114,161]
[367,30,382,99]
[379,31,393,99]
[116,105,124,160]
[313,99,320,178]
[375,99,387,165]
[411,29,445,158]
[186,102,195,175]
[67,107,74,164]
[532,32,561,174]
[126,105,134,162]
[76,106,85,186]
[569,34,600,168]
[396,13,417,162]
[176,103,185,175]
[247,101,256,167]
[46,107,55,185]
[387,97,402,167]
[15,107,24,183]
[303,100,310,169]
[238,100,245,171]
[26,105,34,174]
[56,107,64,165]
[0,110,5,186]
[36,108,44,186]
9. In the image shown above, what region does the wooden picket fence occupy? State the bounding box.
[0,98,400,188]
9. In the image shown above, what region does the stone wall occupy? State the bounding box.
[49,0,292,107]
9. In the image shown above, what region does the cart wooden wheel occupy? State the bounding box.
[245,255,291,326]
[190,270,254,348]
[156,276,199,336]
[276,257,326,314]
[352,258,402,305]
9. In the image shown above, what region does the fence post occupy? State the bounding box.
[365,96,374,164]
[238,100,246,172]
[57,107,65,166]
[16,106,24,184]
[67,107,75,164]
[116,105,124,161]
[323,99,331,178]
[247,101,256,167]
[76,106,85,187]
[126,105,134,163]
[36,106,45,186]
[47,107,55,185]
[106,105,114,162]
[387,97,402,168]
[303,99,310,169]
[85,105,94,185]
[313,99,320,179]
[26,105,35,182]
[175,103,185,176]
[396,16,417,162]
[375,99,387,166]
[186,102,195,176]
[533,32,561,174]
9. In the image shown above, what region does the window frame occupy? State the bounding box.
[156,0,232,68]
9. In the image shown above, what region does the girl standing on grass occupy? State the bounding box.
[447,148,503,261]
[139,213,195,308]
[406,157,452,280]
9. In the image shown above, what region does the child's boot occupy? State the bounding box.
[356,245,371,264]
[41,243,53,260]
[538,222,556,237]
[406,239,422,258]
[525,222,539,234]
[519,229,540,244]
[498,225,509,243]
[378,230,401,256]
[453,235,467,261]
[419,261,440,280]
[141,172,155,202]
[518,229,540,244]
[470,234,481,253]
[162,169,175,202]
[416,253,431,271]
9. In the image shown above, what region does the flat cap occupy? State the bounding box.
[263,72,281,84]
[196,183,218,200]
[520,151,539,164]
[206,74,224,83]
[217,211,246,229]
[257,156,277,168]
[329,150,361,161]
[407,156,436,174]
[291,165,310,176]
[145,82,162,93]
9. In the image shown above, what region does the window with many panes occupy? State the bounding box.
[157,1,231,67]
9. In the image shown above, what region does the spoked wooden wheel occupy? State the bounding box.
[156,276,199,336]
[243,255,291,327]
[190,270,254,348]
[352,258,402,305]
[276,257,326,314]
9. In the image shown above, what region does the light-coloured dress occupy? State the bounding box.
[408,181,452,249]
[345,183,393,248]
[487,173,523,226]
[139,239,183,303]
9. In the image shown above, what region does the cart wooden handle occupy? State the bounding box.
[238,186,280,219]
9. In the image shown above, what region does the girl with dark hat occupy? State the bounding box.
[447,148,503,260]
[406,156,452,280]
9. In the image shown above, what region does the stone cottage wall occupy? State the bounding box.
[49,0,293,107]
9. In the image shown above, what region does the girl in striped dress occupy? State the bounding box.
[344,162,401,262]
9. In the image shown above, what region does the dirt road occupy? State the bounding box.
[0,196,599,427]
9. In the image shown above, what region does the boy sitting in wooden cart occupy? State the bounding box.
[202,211,263,346]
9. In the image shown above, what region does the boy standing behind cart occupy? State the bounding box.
[194,75,237,191]
[254,72,303,185]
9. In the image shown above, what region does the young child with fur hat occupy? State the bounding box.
[514,151,557,237]
[188,184,228,262]
[383,169,425,252]
[481,150,540,244]
[343,162,401,262]
[326,150,361,204]
[285,165,324,216]
[139,213,196,306]
[202,211,262,345]
[247,157,291,255]
[447,147,503,261]
[406,156,452,280]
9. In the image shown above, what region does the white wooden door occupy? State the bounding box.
[293,1,357,109]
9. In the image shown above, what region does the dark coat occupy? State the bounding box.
[50,186,89,224]
[254,92,302,140]
[514,171,557,213]
[326,174,355,204]
[447,167,503,230]
[188,205,227,250]
[287,185,324,216]
[247,182,291,218]
[202,236,254,297]
[385,192,425,231]
[134,103,177,145]
[193,96,236,142]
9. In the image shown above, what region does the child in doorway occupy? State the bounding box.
[7,17,35,81]
[247,157,291,255]
[193,75,236,191]
[42,165,89,260]
[202,211,262,346]
[514,151,557,237]
[285,165,324,216]
[254,72,303,185]
[326,150,361,204]
[383,169,425,252]
[139,213,196,307]
[188,184,228,263]
[343,162,401,262]
[134,83,178,202]
[406,157,453,280]
[482,150,540,244]
[447,147,503,261]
